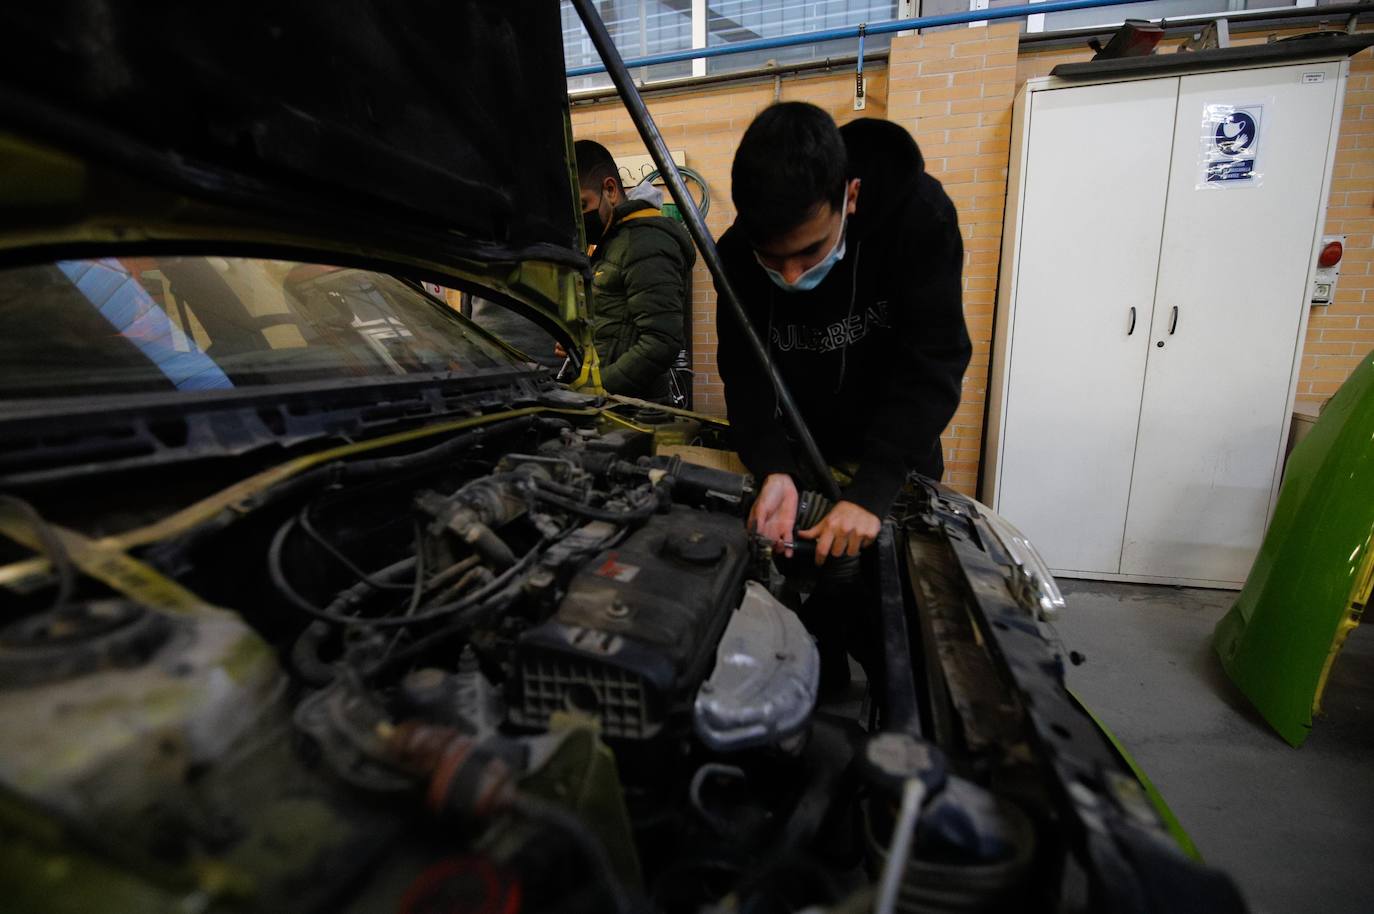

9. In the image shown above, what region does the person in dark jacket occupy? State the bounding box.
[575,140,694,400]
[716,103,971,566]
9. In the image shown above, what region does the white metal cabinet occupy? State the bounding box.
[995,79,1178,575]
[985,58,1347,587]
[1121,62,1343,582]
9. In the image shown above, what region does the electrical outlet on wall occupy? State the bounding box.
[1311,234,1345,305]
[969,0,989,28]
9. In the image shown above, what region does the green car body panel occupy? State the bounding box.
[1214,350,1374,747]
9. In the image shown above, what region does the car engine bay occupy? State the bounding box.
[0,403,1242,914]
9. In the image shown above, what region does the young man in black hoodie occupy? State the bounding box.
[716,102,971,565]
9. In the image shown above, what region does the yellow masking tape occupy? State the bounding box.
[0,515,213,615]
[0,556,48,590]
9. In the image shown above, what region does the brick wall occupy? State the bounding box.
[886,23,1021,495]
[1018,35,1374,402]
[1314,48,1374,398]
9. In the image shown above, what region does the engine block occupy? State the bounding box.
[509,507,749,739]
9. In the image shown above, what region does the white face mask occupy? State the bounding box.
[755,209,849,293]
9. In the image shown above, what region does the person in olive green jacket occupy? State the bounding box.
[574,140,694,400]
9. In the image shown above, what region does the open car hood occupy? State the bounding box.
[0,1,588,345]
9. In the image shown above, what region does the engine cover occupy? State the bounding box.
[509,507,748,739]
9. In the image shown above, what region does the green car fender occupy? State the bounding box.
[1214,350,1374,747]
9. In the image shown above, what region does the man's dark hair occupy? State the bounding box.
[732,102,847,244]
[574,139,623,193]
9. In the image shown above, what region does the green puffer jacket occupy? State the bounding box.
[589,198,694,398]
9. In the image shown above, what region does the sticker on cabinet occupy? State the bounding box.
[1198,101,1267,189]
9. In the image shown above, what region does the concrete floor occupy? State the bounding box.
[1055,580,1374,914]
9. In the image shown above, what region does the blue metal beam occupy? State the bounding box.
[567,0,1142,77]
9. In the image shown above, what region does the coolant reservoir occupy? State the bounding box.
[633,407,702,451]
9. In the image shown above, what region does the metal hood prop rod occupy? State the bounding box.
[571,0,842,502]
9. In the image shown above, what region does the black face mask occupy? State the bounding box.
[582,204,605,247]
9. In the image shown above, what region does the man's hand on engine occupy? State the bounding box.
[799,501,880,566]
[750,473,799,558]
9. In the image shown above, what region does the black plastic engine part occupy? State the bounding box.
[584,428,653,460]
[399,648,503,737]
[509,507,749,739]
[643,455,752,512]
[532,446,751,515]
[778,717,864,852]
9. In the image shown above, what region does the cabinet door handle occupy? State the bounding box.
[1169,305,1179,335]
[1128,306,1136,335]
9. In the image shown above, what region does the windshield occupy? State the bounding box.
[0,256,519,401]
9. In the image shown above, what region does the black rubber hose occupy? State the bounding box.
[267,517,543,628]
[334,418,533,478]
[406,540,545,618]
[291,621,338,686]
[363,581,517,678]
[779,718,861,852]
[321,556,419,615]
[527,481,661,524]
[511,794,632,914]
[147,418,534,569]
[403,520,427,615]
[298,507,416,591]
[795,491,833,532]
[524,472,585,494]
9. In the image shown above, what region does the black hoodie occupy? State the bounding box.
[714,118,971,517]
